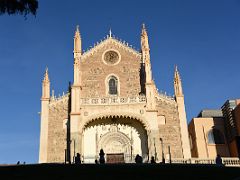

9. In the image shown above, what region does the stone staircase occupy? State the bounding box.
[0,163,239,180]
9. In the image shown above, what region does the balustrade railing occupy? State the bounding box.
[81,155,240,166]
[82,154,149,164]
[170,157,240,167]
[80,96,146,105]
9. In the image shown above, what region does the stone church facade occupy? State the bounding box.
[39,25,191,163]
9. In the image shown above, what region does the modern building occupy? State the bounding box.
[188,110,229,158]
[39,25,191,163]
[189,100,240,159]
[234,104,240,137]
[222,100,240,157]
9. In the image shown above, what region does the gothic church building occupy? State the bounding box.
[39,25,191,163]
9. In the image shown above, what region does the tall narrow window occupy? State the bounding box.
[109,76,118,95]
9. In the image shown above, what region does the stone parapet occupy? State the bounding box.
[170,157,240,167]
[80,96,146,105]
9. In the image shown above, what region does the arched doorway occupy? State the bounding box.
[98,125,131,154]
[82,116,148,163]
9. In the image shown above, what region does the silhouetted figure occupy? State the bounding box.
[95,159,99,164]
[216,154,223,166]
[99,149,105,164]
[23,162,26,165]
[160,157,165,164]
[135,154,143,163]
[17,161,20,165]
[151,156,156,163]
[75,153,81,164]
[135,154,139,163]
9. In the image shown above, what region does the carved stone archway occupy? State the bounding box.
[82,113,150,133]
[81,115,149,163]
[98,125,131,155]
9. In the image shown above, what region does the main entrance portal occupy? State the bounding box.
[82,116,148,163]
[98,127,131,154]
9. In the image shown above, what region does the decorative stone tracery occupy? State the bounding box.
[98,125,131,155]
[83,113,150,132]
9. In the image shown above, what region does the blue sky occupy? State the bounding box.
[0,0,239,164]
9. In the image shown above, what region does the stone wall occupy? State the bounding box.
[47,97,69,162]
[156,97,183,158]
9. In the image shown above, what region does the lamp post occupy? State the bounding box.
[130,129,133,161]
[72,139,76,163]
[153,138,157,161]
[168,145,171,164]
[160,138,165,164]
[65,120,71,164]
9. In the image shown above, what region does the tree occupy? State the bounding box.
[0,0,38,16]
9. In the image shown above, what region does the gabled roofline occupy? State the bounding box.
[81,36,141,59]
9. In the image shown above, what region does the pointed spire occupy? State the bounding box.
[141,23,146,35]
[75,25,80,38]
[43,67,50,83]
[174,65,183,96]
[141,23,149,51]
[174,65,180,82]
[42,67,50,99]
[141,23,152,83]
[51,89,55,99]
[74,25,82,56]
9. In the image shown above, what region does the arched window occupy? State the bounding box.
[108,76,118,95]
[207,129,225,144]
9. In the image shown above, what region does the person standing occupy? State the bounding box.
[215,154,223,166]
[135,154,143,163]
[151,156,156,163]
[75,153,81,164]
[99,149,105,164]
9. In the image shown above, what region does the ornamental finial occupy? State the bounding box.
[109,28,112,38]
[43,66,49,82]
